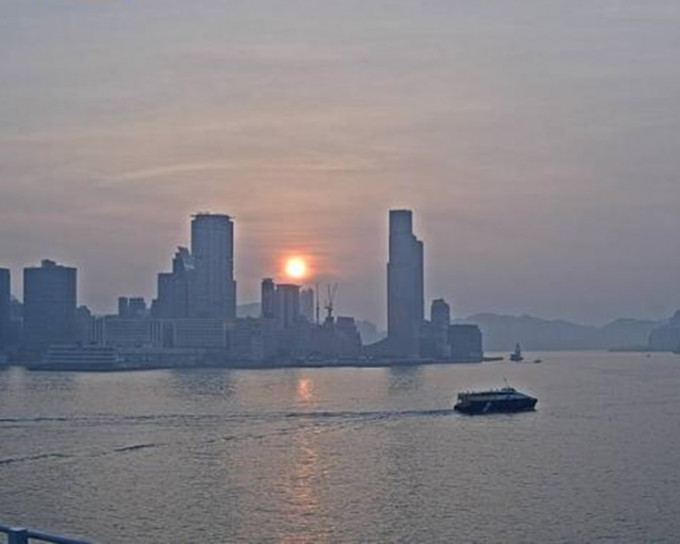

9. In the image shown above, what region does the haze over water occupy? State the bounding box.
[1,352,679,542]
[1,1,679,325]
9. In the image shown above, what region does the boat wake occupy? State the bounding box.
[0,452,71,466]
[278,408,454,421]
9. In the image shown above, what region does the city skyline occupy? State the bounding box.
[2,1,680,325]
[2,3,680,544]
[0,201,677,329]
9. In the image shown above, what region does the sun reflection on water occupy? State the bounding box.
[297,378,315,403]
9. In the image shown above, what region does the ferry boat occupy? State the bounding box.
[453,386,537,415]
[29,344,205,371]
[30,344,121,371]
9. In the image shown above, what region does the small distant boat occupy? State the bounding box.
[509,343,524,362]
[454,386,537,415]
[533,359,542,364]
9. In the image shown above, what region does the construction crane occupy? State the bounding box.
[315,283,320,325]
[324,283,339,323]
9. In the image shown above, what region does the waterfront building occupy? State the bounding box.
[93,316,163,348]
[307,316,362,360]
[23,260,77,352]
[387,209,424,357]
[334,316,362,357]
[427,298,452,359]
[431,298,451,330]
[230,317,277,363]
[255,280,323,360]
[170,319,229,349]
[0,268,9,351]
[190,213,236,319]
[75,305,94,344]
[448,324,483,362]
[418,298,453,360]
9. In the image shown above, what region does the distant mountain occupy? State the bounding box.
[456,313,661,352]
[648,311,680,352]
[600,318,661,350]
[236,303,661,351]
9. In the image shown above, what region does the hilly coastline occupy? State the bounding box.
[456,313,661,352]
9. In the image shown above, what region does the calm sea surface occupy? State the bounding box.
[1,351,679,543]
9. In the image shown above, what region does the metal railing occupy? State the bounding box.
[0,523,91,544]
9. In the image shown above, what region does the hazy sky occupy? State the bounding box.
[1,0,679,325]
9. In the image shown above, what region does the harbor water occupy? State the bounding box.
[1,351,679,542]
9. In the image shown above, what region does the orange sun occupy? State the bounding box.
[284,256,308,280]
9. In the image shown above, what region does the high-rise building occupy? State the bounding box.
[275,284,300,330]
[154,247,193,319]
[261,278,276,319]
[190,213,236,319]
[118,297,130,318]
[117,296,145,318]
[128,297,147,318]
[93,316,163,348]
[0,268,10,350]
[23,260,77,351]
[448,324,483,362]
[299,288,315,323]
[431,298,451,330]
[387,209,424,357]
[420,298,452,359]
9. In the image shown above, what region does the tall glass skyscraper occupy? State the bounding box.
[387,210,424,357]
[190,213,236,319]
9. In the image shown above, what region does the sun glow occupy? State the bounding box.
[284,256,308,280]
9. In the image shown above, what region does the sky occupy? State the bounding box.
[1,0,679,326]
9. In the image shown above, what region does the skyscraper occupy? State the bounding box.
[190,213,236,319]
[431,298,451,330]
[0,268,10,350]
[118,296,130,318]
[275,284,300,330]
[428,298,451,359]
[387,209,424,357]
[261,278,276,319]
[154,246,193,319]
[23,260,77,351]
[299,288,315,323]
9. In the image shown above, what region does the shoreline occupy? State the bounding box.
[8,357,497,373]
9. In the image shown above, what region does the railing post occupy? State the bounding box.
[7,527,29,544]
